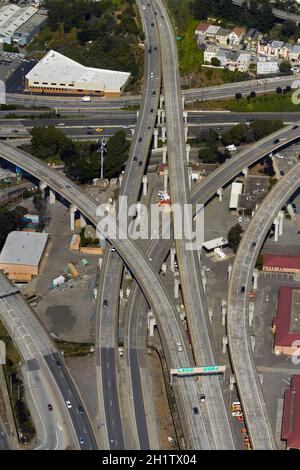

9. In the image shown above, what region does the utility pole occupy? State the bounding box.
[98,138,107,180]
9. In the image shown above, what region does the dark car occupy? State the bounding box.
[150,108,153,113]
[139,161,143,166]
[133,156,138,162]
[241,286,245,293]
[77,405,84,415]
[280,170,285,176]
[200,394,206,402]
[103,299,108,307]
[56,360,61,367]
[293,125,298,130]
[48,404,53,411]
[138,137,143,142]
[152,90,156,96]
[273,139,280,144]
[193,407,199,415]
[151,22,154,26]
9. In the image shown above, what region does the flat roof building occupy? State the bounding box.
[12,9,48,46]
[229,181,243,210]
[263,254,300,276]
[0,4,38,44]
[0,231,48,281]
[25,50,131,97]
[282,375,300,449]
[272,286,300,356]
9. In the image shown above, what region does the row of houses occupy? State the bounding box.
[204,46,251,72]
[258,38,300,66]
[195,23,255,48]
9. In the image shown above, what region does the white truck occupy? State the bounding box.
[81,96,91,102]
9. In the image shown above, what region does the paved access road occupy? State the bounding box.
[0,272,97,450]
[227,162,300,449]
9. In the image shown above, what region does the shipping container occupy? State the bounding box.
[67,263,78,279]
[52,275,65,288]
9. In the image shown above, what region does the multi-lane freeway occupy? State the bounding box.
[228,161,300,449]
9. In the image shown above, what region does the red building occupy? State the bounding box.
[282,375,300,450]
[272,287,300,356]
[263,254,300,276]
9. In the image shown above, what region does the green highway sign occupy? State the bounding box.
[177,368,194,373]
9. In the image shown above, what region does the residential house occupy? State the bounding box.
[257,37,272,56]
[204,45,219,63]
[194,22,210,40]
[244,28,262,50]
[215,49,228,67]
[205,24,221,39]
[237,53,251,72]
[228,26,246,46]
[225,51,239,71]
[268,40,284,59]
[215,27,230,46]
[257,59,279,75]
[280,43,292,60]
[289,44,300,65]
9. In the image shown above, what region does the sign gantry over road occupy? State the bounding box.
[170,365,226,376]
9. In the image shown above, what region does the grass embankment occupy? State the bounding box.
[189,91,300,112]
[54,339,93,358]
[0,321,35,444]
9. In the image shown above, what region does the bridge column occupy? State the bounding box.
[39,181,47,196]
[136,202,141,220]
[273,216,279,242]
[242,167,249,177]
[278,210,284,236]
[154,128,159,149]
[253,269,259,290]
[184,124,188,142]
[188,167,192,191]
[182,95,185,109]
[249,302,254,327]
[162,146,167,164]
[287,203,296,221]
[170,247,176,272]
[161,126,166,143]
[217,187,223,202]
[157,109,161,126]
[163,168,169,193]
[221,300,227,326]
[209,309,213,323]
[186,144,191,163]
[174,277,180,299]
[160,95,164,110]
[183,111,188,124]
[142,175,148,196]
[228,264,232,279]
[49,188,56,205]
[80,214,87,228]
[70,205,77,231]
[147,311,156,337]
[229,375,236,391]
[130,127,135,138]
[161,110,166,124]
[222,336,228,354]
[119,289,124,301]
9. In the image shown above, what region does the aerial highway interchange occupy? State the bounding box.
[1,0,300,454]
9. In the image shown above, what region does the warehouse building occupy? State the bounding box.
[12,9,48,46]
[0,4,39,44]
[0,231,48,281]
[263,254,300,276]
[25,50,131,97]
[282,375,300,449]
[272,286,300,356]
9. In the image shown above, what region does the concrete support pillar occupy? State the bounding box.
[184,124,188,142]
[119,289,124,301]
[161,110,166,124]
[157,109,161,126]
[147,311,156,337]
[80,214,87,228]
[131,127,135,138]
[49,188,56,205]
[217,187,223,202]
[142,175,148,196]
[273,216,279,242]
[163,168,169,193]
[228,264,232,279]
[119,174,123,186]
[126,287,131,298]
[250,335,255,352]
[161,126,166,143]
[222,307,227,327]
[183,111,188,124]
[209,309,213,323]
[278,210,284,236]
[39,181,47,197]
[136,202,141,220]
[170,247,176,272]
[182,95,185,109]
[242,167,249,177]
[162,146,167,164]
[229,375,236,391]
[287,203,296,221]
[253,269,259,290]
[222,336,228,354]
[249,303,254,327]
[202,276,207,293]
[161,262,167,274]
[186,144,191,163]
[70,205,77,231]
[160,95,164,109]
[154,128,159,149]
[188,167,192,191]
[174,277,180,299]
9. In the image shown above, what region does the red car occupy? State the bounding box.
[48,404,53,411]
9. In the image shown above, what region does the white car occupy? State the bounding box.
[238,216,243,223]
[57,123,65,126]
[142,4,146,9]
[66,401,72,409]
[150,72,154,78]
[274,153,283,159]
[202,266,210,272]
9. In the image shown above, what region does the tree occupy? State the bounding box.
[255,254,264,270]
[211,57,221,67]
[280,20,297,38]
[249,91,256,99]
[279,60,292,74]
[276,86,282,94]
[235,92,242,100]
[228,223,244,253]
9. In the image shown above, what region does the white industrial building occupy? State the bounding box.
[0,4,38,44]
[257,59,279,75]
[229,182,243,210]
[25,50,131,97]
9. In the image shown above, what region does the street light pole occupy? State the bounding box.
[98,138,107,180]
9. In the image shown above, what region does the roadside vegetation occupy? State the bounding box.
[21,127,130,183]
[27,0,143,91]
[0,321,35,444]
[0,206,27,250]
[189,89,300,112]
[54,339,93,358]
[198,120,283,164]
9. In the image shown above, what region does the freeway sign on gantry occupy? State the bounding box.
[170,365,226,376]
